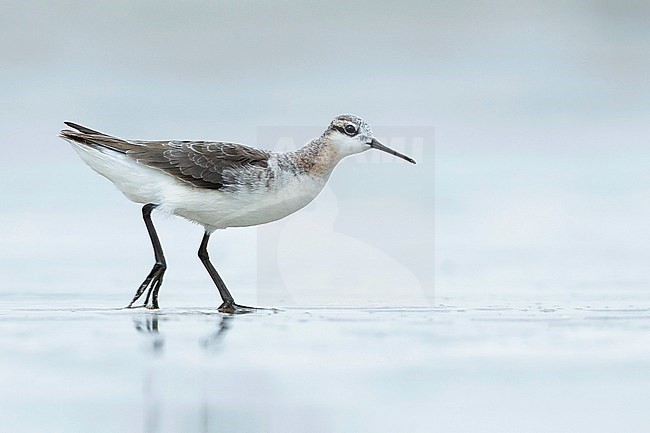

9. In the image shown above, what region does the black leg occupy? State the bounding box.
[197,232,254,314]
[127,204,166,309]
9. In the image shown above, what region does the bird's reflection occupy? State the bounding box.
[200,315,233,351]
[133,314,164,353]
[134,314,236,433]
[133,314,234,354]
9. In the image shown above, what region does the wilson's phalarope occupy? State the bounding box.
[60,114,416,313]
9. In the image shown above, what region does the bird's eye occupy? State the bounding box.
[344,124,357,135]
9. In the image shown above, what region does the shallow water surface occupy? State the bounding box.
[1,300,650,433]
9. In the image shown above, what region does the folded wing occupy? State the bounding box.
[60,123,270,189]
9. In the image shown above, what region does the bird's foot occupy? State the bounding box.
[218,301,259,315]
[123,302,160,310]
[126,264,165,309]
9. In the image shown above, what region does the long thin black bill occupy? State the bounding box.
[370,139,416,164]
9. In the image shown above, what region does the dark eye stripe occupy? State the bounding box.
[333,124,358,136]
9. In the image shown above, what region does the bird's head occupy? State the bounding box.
[323,114,416,164]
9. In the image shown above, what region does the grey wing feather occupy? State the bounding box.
[60,123,270,189]
[59,129,132,154]
[129,141,270,189]
[64,122,108,136]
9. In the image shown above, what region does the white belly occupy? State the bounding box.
[171,172,328,231]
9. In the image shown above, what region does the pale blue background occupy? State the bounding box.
[2,1,648,305]
[1,1,650,432]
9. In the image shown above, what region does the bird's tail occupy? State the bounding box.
[63,121,107,136]
[59,122,128,154]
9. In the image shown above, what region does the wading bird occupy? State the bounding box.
[60,115,415,313]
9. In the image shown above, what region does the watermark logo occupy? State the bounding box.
[256,125,434,306]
